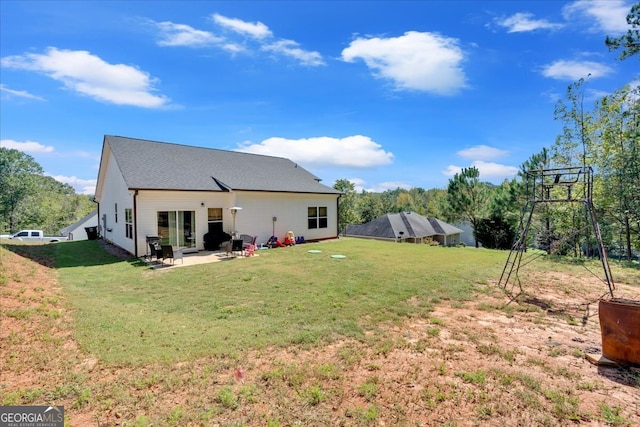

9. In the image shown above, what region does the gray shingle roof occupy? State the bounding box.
[345,212,462,239]
[104,135,340,194]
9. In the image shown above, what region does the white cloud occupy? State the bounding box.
[443,161,518,181]
[1,47,170,108]
[345,177,366,190]
[211,13,272,39]
[262,39,325,66]
[563,0,632,34]
[1,139,54,153]
[221,42,246,54]
[237,135,394,168]
[154,14,323,66]
[341,178,411,193]
[154,21,222,47]
[372,181,413,192]
[48,174,96,195]
[472,161,519,179]
[496,12,564,33]
[541,59,613,80]
[0,84,45,101]
[341,31,467,95]
[457,145,509,160]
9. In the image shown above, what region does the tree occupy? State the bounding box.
[475,215,516,249]
[359,192,385,223]
[0,148,44,233]
[552,80,600,256]
[591,83,640,258]
[553,78,595,167]
[0,147,96,234]
[396,192,417,213]
[445,166,489,247]
[515,149,558,252]
[605,2,640,61]
[334,179,362,232]
[424,188,448,219]
[488,179,521,230]
[20,175,88,235]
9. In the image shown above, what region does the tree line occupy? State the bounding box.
[336,4,640,259]
[335,79,639,259]
[0,148,95,235]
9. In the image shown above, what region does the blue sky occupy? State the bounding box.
[1,1,638,195]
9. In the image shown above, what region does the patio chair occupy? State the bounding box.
[148,240,162,263]
[238,234,254,246]
[244,236,257,256]
[230,239,244,257]
[161,245,183,265]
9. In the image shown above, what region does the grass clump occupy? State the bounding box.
[599,402,631,426]
[218,387,239,409]
[357,377,379,401]
[455,370,486,386]
[303,384,326,406]
[543,388,580,421]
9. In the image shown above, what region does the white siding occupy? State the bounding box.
[234,191,339,246]
[62,212,98,241]
[135,190,232,256]
[97,151,135,254]
[135,190,339,255]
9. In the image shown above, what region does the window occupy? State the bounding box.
[206,208,224,241]
[115,203,118,223]
[157,210,196,248]
[308,206,328,229]
[208,208,223,222]
[125,208,133,239]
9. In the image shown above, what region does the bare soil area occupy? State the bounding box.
[1,244,638,426]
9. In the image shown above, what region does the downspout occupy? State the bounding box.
[133,190,139,256]
[337,193,342,237]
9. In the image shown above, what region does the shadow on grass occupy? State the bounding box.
[0,240,57,268]
[545,254,639,271]
[1,239,146,269]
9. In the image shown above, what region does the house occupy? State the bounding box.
[454,221,482,248]
[344,211,463,246]
[60,209,98,240]
[94,135,341,257]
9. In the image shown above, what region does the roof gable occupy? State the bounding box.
[103,135,340,194]
[345,212,462,239]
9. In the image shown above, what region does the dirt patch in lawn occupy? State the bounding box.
[1,244,638,426]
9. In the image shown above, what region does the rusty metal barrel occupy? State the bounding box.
[599,298,640,366]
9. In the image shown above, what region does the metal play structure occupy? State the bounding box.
[498,166,615,298]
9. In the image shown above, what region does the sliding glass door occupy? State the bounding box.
[157,210,196,249]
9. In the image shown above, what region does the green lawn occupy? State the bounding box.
[55,238,507,365]
[4,238,638,425]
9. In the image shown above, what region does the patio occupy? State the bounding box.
[142,248,262,269]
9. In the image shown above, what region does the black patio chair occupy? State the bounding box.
[161,245,183,265]
[230,239,244,257]
[148,240,162,263]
